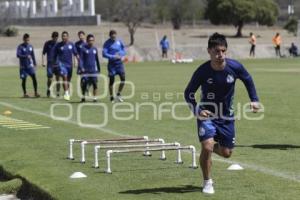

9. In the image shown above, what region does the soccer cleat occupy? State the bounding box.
[202,179,215,194]
[110,96,115,103]
[93,98,97,103]
[64,94,70,101]
[116,95,124,102]
[47,90,50,98]
[35,93,41,98]
[80,98,86,103]
[23,94,30,98]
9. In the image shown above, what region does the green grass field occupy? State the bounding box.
[0,59,300,200]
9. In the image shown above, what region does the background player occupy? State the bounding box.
[42,31,59,97]
[102,30,126,103]
[16,33,40,98]
[53,31,79,101]
[79,34,100,102]
[249,32,256,57]
[184,33,260,194]
[75,31,87,75]
[160,35,170,58]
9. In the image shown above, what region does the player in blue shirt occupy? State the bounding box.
[160,35,169,58]
[53,31,79,101]
[42,31,59,97]
[184,33,260,194]
[102,30,126,103]
[16,33,40,98]
[79,34,100,102]
[75,31,87,75]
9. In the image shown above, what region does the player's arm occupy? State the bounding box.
[184,67,210,118]
[95,49,101,73]
[237,64,260,112]
[118,40,126,61]
[31,47,37,67]
[42,42,47,67]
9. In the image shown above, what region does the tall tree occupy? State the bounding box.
[118,0,148,46]
[205,0,279,37]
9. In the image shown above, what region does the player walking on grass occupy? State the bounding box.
[79,34,100,102]
[53,31,79,101]
[75,31,87,75]
[249,32,256,57]
[16,33,40,98]
[102,30,126,103]
[160,35,170,58]
[42,31,59,97]
[184,33,260,194]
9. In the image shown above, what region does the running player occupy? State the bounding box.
[42,31,59,97]
[16,33,40,98]
[184,33,260,194]
[102,30,126,103]
[79,34,100,102]
[53,31,79,101]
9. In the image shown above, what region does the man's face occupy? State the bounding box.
[110,33,117,41]
[87,37,94,46]
[208,45,227,65]
[52,36,58,42]
[62,34,68,42]
[79,33,85,41]
[23,37,30,44]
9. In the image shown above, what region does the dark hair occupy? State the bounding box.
[109,30,117,37]
[52,31,59,38]
[23,33,30,40]
[87,34,94,41]
[78,31,85,36]
[62,31,69,36]
[208,32,228,49]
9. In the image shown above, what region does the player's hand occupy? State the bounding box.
[28,55,32,59]
[115,54,121,60]
[198,110,213,120]
[250,102,260,113]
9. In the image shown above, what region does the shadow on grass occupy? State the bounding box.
[236,144,300,150]
[119,185,201,194]
[96,165,184,174]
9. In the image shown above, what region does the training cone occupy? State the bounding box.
[227,164,244,171]
[3,110,12,115]
[70,172,87,179]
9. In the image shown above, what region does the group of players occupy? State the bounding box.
[16,30,126,103]
[17,30,261,195]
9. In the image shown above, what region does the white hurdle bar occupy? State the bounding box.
[105,145,198,174]
[68,136,150,160]
[94,142,181,168]
[81,138,166,163]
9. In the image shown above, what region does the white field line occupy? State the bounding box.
[0,102,132,137]
[0,101,299,183]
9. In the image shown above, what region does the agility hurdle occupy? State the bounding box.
[68,136,149,160]
[94,142,180,168]
[105,145,198,174]
[80,138,166,163]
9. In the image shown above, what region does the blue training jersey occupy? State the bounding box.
[42,40,57,63]
[75,40,87,61]
[184,58,259,120]
[160,39,169,49]
[102,39,126,65]
[81,45,100,74]
[16,43,36,68]
[53,41,78,67]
